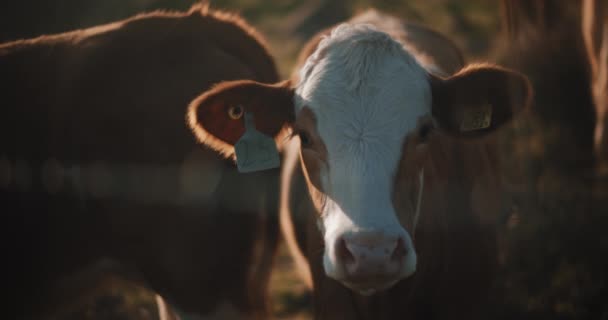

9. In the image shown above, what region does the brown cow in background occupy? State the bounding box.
[488,1,608,319]
[499,0,597,175]
[0,4,279,319]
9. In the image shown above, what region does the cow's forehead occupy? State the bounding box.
[294,23,432,154]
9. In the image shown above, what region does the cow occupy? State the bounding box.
[188,8,532,320]
[0,4,280,319]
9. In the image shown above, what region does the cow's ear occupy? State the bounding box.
[187,80,295,157]
[430,64,532,137]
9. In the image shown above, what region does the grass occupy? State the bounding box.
[269,243,312,319]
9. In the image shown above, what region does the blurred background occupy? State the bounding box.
[1,1,606,320]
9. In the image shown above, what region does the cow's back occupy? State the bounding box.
[0,6,280,319]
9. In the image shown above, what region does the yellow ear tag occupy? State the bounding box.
[460,104,492,132]
[234,112,280,173]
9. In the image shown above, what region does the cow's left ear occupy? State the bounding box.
[430,64,532,137]
[187,79,295,157]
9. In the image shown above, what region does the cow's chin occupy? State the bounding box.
[326,259,418,296]
[341,277,401,296]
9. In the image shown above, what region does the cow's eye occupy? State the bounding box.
[298,130,312,147]
[227,105,243,120]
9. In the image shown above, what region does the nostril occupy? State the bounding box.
[391,237,408,262]
[336,237,356,265]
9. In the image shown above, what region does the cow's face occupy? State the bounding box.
[188,23,531,295]
[291,25,431,294]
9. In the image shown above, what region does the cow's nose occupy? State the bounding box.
[335,231,408,278]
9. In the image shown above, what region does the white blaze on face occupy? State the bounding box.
[295,24,431,282]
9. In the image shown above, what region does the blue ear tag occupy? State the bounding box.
[234,112,281,173]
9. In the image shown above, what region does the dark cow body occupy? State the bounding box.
[498,1,597,175]
[487,2,608,319]
[0,5,279,319]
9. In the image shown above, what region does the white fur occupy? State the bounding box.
[295,24,431,282]
[349,9,448,77]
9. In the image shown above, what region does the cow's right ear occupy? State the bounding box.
[187,80,295,157]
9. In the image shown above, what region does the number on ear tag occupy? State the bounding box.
[234,112,280,173]
[460,104,492,132]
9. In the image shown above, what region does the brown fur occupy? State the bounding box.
[188,80,294,158]
[0,5,280,319]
